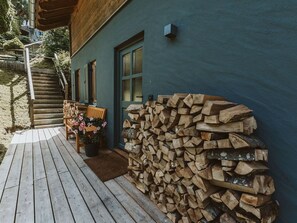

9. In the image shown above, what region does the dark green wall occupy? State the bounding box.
[71,1,297,221]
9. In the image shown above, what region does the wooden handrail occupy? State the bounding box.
[53,53,69,100]
[25,47,35,101]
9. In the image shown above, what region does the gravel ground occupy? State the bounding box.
[0,68,31,164]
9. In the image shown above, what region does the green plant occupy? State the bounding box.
[0,0,9,34]
[41,27,69,57]
[56,50,71,75]
[3,36,24,50]
[71,113,107,144]
[19,35,30,44]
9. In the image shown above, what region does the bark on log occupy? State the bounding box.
[206,149,268,162]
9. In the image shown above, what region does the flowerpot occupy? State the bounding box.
[85,143,99,157]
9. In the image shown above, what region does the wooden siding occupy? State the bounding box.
[71,0,128,55]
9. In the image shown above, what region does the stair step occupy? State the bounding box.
[34,83,59,87]
[34,123,64,129]
[33,104,63,109]
[34,86,61,91]
[34,118,63,126]
[33,79,59,84]
[34,99,64,104]
[35,95,64,99]
[34,113,64,120]
[35,91,62,95]
[34,108,63,114]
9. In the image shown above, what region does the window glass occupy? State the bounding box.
[122,53,131,76]
[132,77,142,102]
[122,80,130,101]
[133,47,143,74]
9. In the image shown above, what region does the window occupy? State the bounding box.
[88,61,97,104]
[75,69,80,101]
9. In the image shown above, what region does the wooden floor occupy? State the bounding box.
[0,127,170,223]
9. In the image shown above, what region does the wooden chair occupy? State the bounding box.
[65,106,107,153]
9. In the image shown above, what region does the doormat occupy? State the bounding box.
[84,150,128,182]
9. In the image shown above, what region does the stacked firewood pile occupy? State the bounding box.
[122,93,279,223]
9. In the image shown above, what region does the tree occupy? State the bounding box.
[42,27,70,57]
[0,0,10,34]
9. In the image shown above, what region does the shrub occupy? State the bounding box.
[19,35,31,44]
[56,50,71,75]
[1,31,15,40]
[0,0,9,34]
[41,27,69,57]
[3,37,24,50]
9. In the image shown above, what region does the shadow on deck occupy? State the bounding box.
[0,127,170,223]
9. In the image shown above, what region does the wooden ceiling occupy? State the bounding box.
[35,0,78,30]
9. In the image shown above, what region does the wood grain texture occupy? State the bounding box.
[71,0,128,54]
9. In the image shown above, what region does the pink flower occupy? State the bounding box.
[102,121,107,128]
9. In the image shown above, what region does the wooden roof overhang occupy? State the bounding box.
[35,0,78,31]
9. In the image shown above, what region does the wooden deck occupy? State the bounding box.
[0,127,170,223]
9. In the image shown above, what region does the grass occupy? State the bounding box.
[0,68,31,164]
[30,56,54,69]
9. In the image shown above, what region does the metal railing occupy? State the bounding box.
[53,53,69,100]
[23,41,42,127]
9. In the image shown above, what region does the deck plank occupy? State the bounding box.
[0,134,18,201]
[34,178,54,223]
[0,186,19,223]
[16,130,34,223]
[32,129,46,180]
[38,129,74,222]
[59,171,95,223]
[81,166,136,223]
[43,129,68,174]
[54,127,86,168]
[47,128,115,223]
[115,176,171,223]
[5,132,26,189]
[54,128,136,223]
[105,179,155,223]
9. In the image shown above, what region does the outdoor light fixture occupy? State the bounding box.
[164,24,177,39]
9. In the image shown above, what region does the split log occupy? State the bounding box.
[201,132,228,141]
[239,200,279,219]
[221,160,237,167]
[217,139,232,149]
[126,104,144,113]
[159,110,170,124]
[179,115,194,128]
[203,140,218,150]
[157,95,172,104]
[220,213,236,223]
[201,100,236,116]
[192,94,225,105]
[240,193,271,207]
[123,119,132,128]
[212,164,225,181]
[234,161,268,175]
[243,116,257,135]
[193,114,204,123]
[211,175,275,195]
[219,104,253,123]
[190,105,202,114]
[221,190,240,210]
[204,115,220,124]
[229,133,266,149]
[183,94,194,108]
[206,149,268,162]
[200,204,221,221]
[121,128,138,139]
[192,175,211,192]
[196,121,244,134]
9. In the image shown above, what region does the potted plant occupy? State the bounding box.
[71,113,107,157]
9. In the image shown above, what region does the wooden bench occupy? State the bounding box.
[65,106,107,153]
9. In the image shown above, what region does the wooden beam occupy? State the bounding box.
[39,0,78,11]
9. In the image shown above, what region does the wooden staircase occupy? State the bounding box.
[32,71,64,128]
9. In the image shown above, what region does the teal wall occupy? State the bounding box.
[71,1,297,221]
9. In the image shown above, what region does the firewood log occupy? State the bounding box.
[219,104,253,123]
[201,132,228,141]
[234,161,269,175]
[126,104,144,113]
[121,128,138,139]
[217,139,233,149]
[221,190,240,210]
[157,95,172,104]
[229,133,266,149]
[192,94,225,105]
[239,200,279,219]
[220,213,237,223]
[183,94,194,108]
[190,105,203,115]
[240,193,271,207]
[204,115,221,124]
[200,203,221,221]
[196,121,244,133]
[206,149,268,162]
[201,100,236,116]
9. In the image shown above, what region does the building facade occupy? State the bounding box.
[34,1,297,222]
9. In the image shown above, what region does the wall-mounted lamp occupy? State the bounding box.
[164,24,178,39]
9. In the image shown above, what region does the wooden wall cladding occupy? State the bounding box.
[71,0,128,55]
